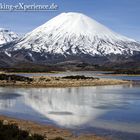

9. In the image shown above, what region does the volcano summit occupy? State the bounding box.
[2,12,140,65]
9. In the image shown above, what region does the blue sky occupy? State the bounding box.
[0,0,140,41]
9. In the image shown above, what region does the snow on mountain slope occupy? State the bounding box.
[7,12,140,58]
[0,28,18,46]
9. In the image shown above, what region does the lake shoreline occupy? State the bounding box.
[98,73,140,76]
[0,75,131,88]
[0,115,109,140]
[2,70,140,76]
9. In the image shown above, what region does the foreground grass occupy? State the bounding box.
[0,121,44,140]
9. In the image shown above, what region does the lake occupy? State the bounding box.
[0,72,140,140]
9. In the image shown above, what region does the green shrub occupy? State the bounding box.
[62,75,99,80]
[0,74,33,82]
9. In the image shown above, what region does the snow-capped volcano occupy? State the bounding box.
[0,28,18,46]
[4,12,140,63]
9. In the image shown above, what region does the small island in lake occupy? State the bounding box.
[0,73,130,88]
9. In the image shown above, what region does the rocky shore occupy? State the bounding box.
[0,115,109,140]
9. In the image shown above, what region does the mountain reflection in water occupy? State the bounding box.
[0,84,140,137]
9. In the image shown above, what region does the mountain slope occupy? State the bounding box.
[3,12,140,64]
[0,28,18,46]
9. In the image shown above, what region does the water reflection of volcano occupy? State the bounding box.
[0,92,21,109]
[23,86,125,128]
[0,86,140,136]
